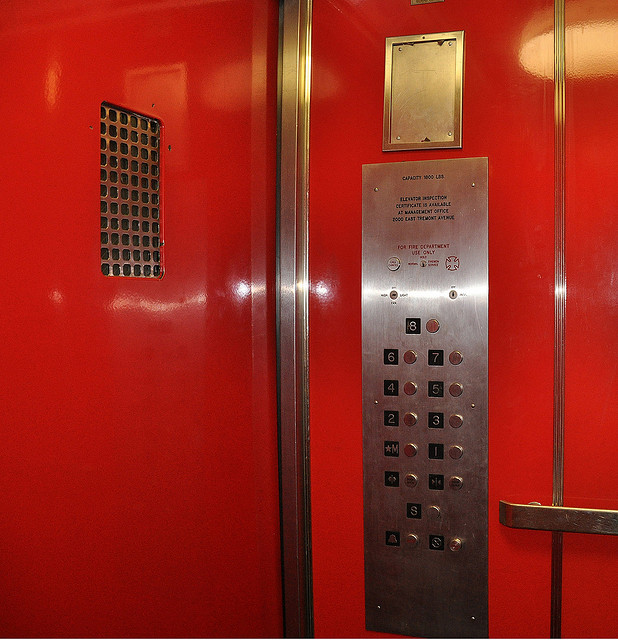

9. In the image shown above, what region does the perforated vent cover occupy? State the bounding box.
[100,103,163,278]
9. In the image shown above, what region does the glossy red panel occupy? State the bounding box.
[0,1,281,636]
[309,0,555,637]
[562,1,618,636]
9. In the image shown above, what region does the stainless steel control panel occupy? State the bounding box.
[362,158,488,638]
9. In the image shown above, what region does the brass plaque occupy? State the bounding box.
[362,158,488,637]
[383,32,463,151]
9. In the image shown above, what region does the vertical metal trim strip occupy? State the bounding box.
[277,0,314,636]
[551,0,566,636]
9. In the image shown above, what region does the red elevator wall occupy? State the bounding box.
[562,0,618,635]
[0,1,281,636]
[309,1,556,637]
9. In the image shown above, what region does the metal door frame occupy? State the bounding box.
[277,0,314,636]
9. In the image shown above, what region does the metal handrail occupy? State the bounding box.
[499,500,618,536]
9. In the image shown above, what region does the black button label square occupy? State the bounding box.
[405,318,421,334]
[384,380,399,396]
[428,443,444,459]
[429,535,444,550]
[384,410,399,426]
[384,349,398,365]
[428,349,444,366]
[385,471,399,487]
[428,412,444,428]
[429,474,444,490]
[406,503,421,519]
[384,441,399,456]
[386,531,400,546]
[428,381,444,397]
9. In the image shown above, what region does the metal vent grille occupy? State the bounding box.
[100,103,163,278]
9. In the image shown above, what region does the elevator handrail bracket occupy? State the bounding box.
[499,500,618,536]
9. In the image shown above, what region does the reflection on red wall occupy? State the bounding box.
[0,1,281,636]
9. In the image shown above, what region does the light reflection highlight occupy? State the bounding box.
[109,292,206,314]
[44,59,62,110]
[236,281,251,298]
[314,281,330,298]
[48,288,64,304]
[519,2,618,78]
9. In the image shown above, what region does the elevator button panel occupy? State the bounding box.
[362,158,488,638]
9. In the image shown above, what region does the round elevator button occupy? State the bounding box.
[449,414,464,428]
[406,533,419,547]
[449,445,464,460]
[427,505,441,519]
[387,257,401,271]
[426,318,440,333]
[404,443,418,457]
[403,412,417,426]
[449,476,464,490]
[449,537,463,552]
[449,350,464,365]
[403,350,417,364]
[404,474,418,488]
[403,382,417,396]
[449,382,463,397]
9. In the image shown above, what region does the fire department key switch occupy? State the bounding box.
[362,158,488,638]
